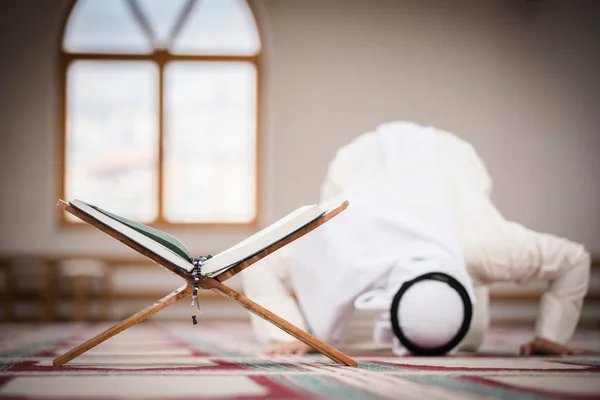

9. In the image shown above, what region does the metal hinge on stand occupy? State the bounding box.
[190,254,213,325]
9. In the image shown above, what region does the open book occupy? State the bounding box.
[66,199,325,278]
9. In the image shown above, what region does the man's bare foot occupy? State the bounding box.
[520,337,582,356]
[267,340,315,356]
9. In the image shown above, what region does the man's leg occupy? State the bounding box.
[458,285,489,352]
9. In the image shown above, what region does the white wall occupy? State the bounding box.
[0,0,599,258]
[259,0,600,252]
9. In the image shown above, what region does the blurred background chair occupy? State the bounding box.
[0,256,54,322]
[0,261,14,321]
[58,258,112,321]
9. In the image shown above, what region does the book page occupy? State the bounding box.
[71,200,194,272]
[201,205,324,276]
[87,203,194,262]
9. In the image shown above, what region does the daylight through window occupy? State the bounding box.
[62,0,261,224]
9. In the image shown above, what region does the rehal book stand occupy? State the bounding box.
[53,199,357,367]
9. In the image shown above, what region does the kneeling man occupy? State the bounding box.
[243,122,590,356]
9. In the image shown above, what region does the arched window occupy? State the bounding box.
[61,0,261,225]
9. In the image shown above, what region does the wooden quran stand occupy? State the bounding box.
[53,201,358,368]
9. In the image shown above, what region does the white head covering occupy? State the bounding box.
[394,279,467,351]
[355,260,473,356]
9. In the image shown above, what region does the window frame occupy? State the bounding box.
[58,0,262,228]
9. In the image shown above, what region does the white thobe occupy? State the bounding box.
[287,122,474,347]
[242,122,590,347]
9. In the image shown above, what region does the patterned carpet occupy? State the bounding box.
[1,322,599,399]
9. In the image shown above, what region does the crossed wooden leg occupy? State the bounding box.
[53,284,192,367]
[203,278,358,366]
[53,280,358,367]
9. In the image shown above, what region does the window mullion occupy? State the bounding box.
[165,0,197,50]
[125,0,156,49]
[157,61,165,224]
